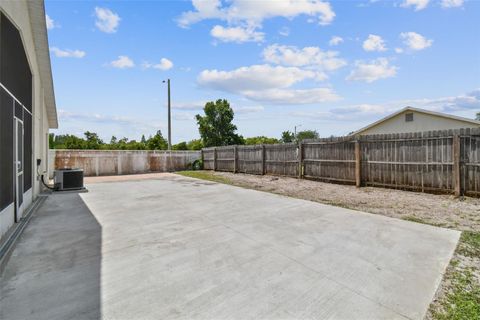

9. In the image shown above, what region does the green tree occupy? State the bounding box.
[244,136,279,145]
[296,130,319,141]
[49,133,55,149]
[281,131,295,143]
[61,134,86,149]
[146,130,168,150]
[195,99,244,147]
[84,131,103,149]
[187,139,203,150]
[172,141,188,150]
[476,112,480,121]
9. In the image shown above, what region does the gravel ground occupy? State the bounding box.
[209,171,480,232]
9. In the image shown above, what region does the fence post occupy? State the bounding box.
[355,140,362,187]
[233,146,238,173]
[213,147,217,171]
[298,141,303,179]
[453,134,462,197]
[261,144,266,175]
[200,149,204,168]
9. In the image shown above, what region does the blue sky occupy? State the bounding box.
[46,0,480,143]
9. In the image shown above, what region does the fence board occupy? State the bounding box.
[203,127,480,197]
[303,138,356,183]
[238,145,263,175]
[265,143,298,177]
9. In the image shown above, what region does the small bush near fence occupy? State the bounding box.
[202,128,480,197]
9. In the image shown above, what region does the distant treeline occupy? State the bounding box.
[49,129,321,151]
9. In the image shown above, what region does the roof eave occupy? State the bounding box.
[27,1,58,129]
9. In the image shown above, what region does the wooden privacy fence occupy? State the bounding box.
[50,150,201,177]
[202,128,480,197]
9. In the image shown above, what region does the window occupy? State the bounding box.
[405,113,414,122]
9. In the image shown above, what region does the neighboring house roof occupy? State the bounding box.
[27,1,58,129]
[351,106,480,136]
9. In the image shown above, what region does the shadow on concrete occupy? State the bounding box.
[0,193,102,320]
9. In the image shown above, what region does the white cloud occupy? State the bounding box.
[173,112,195,121]
[172,102,264,114]
[362,34,387,52]
[46,14,56,30]
[329,36,343,46]
[243,88,340,104]
[399,89,480,113]
[441,0,464,8]
[143,58,174,71]
[198,64,316,92]
[178,0,336,27]
[50,47,86,58]
[290,103,389,121]
[94,7,120,33]
[110,56,135,69]
[291,89,480,121]
[172,102,204,110]
[233,106,265,114]
[279,27,290,37]
[400,32,433,50]
[198,64,340,104]
[210,25,264,43]
[57,110,162,138]
[346,58,397,83]
[400,0,430,11]
[395,47,404,54]
[262,44,347,73]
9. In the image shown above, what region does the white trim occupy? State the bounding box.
[352,106,480,136]
[23,188,32,217]
[14,117,25,222]
[25,1,58,128]
[0,203,15,240]
[0,82,33,116]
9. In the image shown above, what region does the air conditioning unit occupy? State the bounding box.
[54,168,85,191]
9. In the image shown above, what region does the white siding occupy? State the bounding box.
[360,110,480,135]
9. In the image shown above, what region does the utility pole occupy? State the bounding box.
[294,124,302,138]
[163,79,172,150]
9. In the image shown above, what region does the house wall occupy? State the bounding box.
[359,110,480,135]
[0,1,51,242]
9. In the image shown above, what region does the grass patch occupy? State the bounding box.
[433,266,480,320]
[457,231,480,258]
[402,215,427,224]
[432,231,480,320]
[401,215,447,228]
[176,170,233,185]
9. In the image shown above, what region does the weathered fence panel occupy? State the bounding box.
[202,127,480,197]
[265,143,298,177]
[303,137,356,184]
[202,148,215,170]
[216,146,235,172]
[360,131,455,192]
[462,128,480,196]
[50,150,201,177]
[238,145,264,175]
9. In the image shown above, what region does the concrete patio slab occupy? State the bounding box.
[0,173,460,320]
